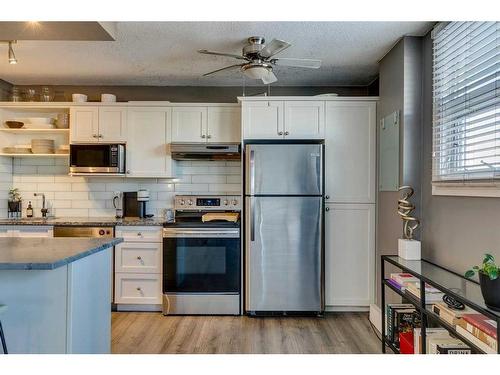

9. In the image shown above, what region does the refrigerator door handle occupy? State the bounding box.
[250,198,255,242]
[249,149,255,195]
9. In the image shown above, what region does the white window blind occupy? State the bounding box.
[432,21,500,182]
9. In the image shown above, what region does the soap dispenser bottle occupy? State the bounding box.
[26,201,33,218]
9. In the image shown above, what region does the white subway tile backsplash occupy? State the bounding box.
[7,160,241,218]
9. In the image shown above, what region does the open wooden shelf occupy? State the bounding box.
[0,128,69,134]
[0,153,69,158]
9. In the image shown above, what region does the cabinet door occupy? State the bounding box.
[171,106,208,142]
[114,273,162,304]
[127,108,173,178]
[70,106,99,143]
[242,101,284,139]
[325,203,375,307]
[207,107,241,143]
[325,101,376,203]
[98,107,128,142]
[284,101,325,139]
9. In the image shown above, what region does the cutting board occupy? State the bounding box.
[202,212,239,223]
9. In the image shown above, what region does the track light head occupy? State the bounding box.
[8,41,17,65]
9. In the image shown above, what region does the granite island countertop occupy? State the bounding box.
[0,237,123,270]
[0,216,169,227]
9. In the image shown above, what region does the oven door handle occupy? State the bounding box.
[163,229,240,238]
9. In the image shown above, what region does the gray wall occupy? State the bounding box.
[10,85,373,103]
[376,37,423,306]
[420,33,500,272]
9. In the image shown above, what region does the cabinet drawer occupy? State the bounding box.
[115,226,162,243]
[115,242,162,274]
[114,273,162,304]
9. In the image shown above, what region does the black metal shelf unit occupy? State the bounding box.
[381,255,500,354]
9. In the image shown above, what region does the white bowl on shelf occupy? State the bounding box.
[72,93,88,103]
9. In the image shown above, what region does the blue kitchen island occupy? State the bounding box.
[0,237,122,354]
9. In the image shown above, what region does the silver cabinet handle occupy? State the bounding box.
[137,232,142,236]
[326,195,330,200]
[92,134,98,138]
[207,135,212,139]
[325,207,330,212]
[98,134,103,138]
[278,131,283,136]
[137,256,142,260]
[136,287,142,291]
[126,170,131,174]
[201,134,206,138]
[284,131,289,136]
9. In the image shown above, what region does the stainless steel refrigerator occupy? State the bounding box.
[244,142,324,314]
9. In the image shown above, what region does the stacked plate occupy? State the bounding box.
[31,139,55,154]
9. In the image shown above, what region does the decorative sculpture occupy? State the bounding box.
[397,186,420,240]
[397,186,421,260]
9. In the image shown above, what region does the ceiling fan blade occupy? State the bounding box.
[198,49,248,60]
[272,58,322,69]
[260,39,291,58]
[202,64,244,77]
[261,70,278,85]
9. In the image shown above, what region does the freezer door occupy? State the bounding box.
[245,196,323,312]
[245,144,323,195]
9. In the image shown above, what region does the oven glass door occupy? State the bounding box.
[163,237,240,293]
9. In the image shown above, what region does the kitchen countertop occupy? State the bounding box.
[0,217,169,227]
[0,237,123,270]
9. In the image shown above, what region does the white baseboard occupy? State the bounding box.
[369,303,381,333]
[325,305,370,312]
[116,304,162,312]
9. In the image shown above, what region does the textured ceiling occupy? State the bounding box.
[0,22,433,86]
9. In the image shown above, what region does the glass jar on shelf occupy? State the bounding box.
[10,86,21,102]
[40,86,54,102]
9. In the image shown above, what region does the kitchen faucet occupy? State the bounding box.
[34,193,48,218]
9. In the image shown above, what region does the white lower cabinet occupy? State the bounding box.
[114,226,163,309]
[324,203,375,308]
[114,273,162,305]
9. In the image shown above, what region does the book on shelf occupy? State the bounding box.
[456,314,498,351]
[436,344,472,354]
[432,302,476,326]
[406,282,444,303]
[428,337,471,354]
[455,325,496,354]
[386,278,404,291]
[390,273,419,287]
[413,328,449,354]
[385,303,413,338]
[395,309,420,348]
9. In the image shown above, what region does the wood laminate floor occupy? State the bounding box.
[111,312,382,354]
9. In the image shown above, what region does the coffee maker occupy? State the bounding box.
[123,189,150,218]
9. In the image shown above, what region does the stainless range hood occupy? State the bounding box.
[170,143,241,161]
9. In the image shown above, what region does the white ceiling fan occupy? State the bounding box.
[198,36,322,84]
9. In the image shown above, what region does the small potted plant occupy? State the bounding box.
[8,188,22,218]
[465,253,500,311]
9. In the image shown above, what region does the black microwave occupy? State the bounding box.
[70,144,125,174]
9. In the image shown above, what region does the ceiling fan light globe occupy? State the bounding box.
[242,65,270,80]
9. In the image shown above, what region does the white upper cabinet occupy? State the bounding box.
[325,203,375,307]
[70,106,127,143]
[242,100,325,140]
[207,107,241,143]
[126,107,173,178]
[70,106,99,143]
[283,101,325,139]
[171,107,207,143]
[242,101,284,139]
[325,101,376,203]
[98,107,128,142]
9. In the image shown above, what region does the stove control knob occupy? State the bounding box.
[231,199,238,205]
[223,200,228,205]
[99,229,105,236]
[180,200,185,205]
[188,200,193,206]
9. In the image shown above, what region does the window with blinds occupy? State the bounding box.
[432,21,499,182]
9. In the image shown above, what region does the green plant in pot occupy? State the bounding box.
[465,253,500,312]
[8,188,22,213]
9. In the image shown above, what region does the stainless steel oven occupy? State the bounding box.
[162,227,240,315]
[69,143,125,174]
